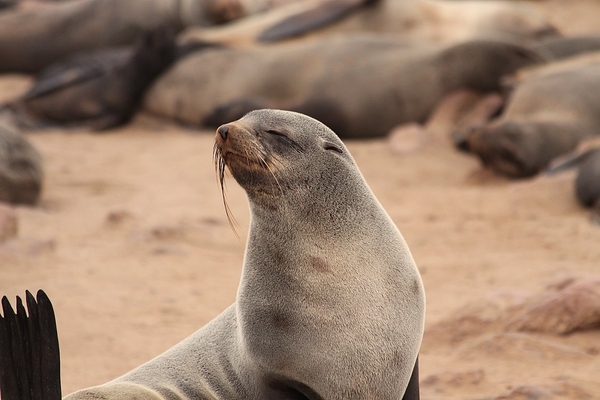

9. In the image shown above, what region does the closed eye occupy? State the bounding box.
[324,143,343,153]
[266,129,288,138]
[265,129,304,153]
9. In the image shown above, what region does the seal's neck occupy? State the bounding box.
[246,178,383,240]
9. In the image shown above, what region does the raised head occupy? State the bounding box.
[214,109,356,199]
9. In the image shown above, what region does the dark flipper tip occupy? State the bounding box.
[257,0,369,42]
[0,290,61,400]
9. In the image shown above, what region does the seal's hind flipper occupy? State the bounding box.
[0,296,23,400]
[35,291,61,400]
[401,356,420,400]
[257,0,378,42]
[0,290,61,400]
[21,64,106,101]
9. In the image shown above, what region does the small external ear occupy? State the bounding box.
[322,141,343,153]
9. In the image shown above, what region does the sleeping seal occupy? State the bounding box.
[0,0,272,74]
[144,35,545,138]
[4,26,177,131]
[457,65,600,178]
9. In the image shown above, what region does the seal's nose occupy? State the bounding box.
[217,125,229,141]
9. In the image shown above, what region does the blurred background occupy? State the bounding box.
[0,0,599,398]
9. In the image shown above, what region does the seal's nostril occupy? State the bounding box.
[218,125,229,140]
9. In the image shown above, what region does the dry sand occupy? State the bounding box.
[1,1,600,399]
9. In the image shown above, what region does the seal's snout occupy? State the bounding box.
[217,125,229,141]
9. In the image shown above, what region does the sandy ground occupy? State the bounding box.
[1,1,600,399]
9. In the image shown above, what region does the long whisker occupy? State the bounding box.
[213,142,240,238]
[248,144,291,228]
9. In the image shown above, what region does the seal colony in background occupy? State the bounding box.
[144,35,546,138]
[0,109,426,400]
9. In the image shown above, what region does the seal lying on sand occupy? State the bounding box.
[144,35,545,138]
[0,121,43,205]
[180,0,558,47]
[0,0,269,74]
[456,65,600,178]
[0,110,426,399]
[3,26,178,131]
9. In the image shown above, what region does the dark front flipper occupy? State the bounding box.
[402,356,420,400]
[257,0,379,42]
[22,60,108,101]
[0,290,61,400]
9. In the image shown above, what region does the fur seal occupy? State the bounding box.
[1,110,426,400]
[0,120,43,205]
[0,0,264,74]
[456,65,600,178]
[144,35,545,138]
[3,26,178,131]
[180,0,558,47]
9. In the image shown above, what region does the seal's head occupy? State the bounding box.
[466,121,540,178]
[213,109,378,236]
[214,109,355,198]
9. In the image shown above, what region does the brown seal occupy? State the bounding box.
[1,110,425,400]
[0,0,264,74]
[144,35,545,138]
[457,65,600,178]
[3,26,177,131]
